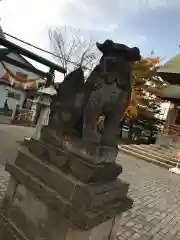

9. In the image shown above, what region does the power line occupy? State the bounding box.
[4,31,60,59]
[2,31,89,69]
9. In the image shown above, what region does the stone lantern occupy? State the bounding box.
[32,85,57,140]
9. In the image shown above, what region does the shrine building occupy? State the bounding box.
[156,54,180,146]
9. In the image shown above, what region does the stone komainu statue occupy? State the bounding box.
[48,40,141,147]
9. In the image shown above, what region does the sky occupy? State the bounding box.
[0,0,180,76]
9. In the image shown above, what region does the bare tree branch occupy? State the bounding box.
[49,26,100,75]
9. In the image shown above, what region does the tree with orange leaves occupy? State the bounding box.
[97,55,165,139]
[126,56,164,118]
[123,55,165,142]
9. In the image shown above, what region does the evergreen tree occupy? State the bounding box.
[124,56,166,142]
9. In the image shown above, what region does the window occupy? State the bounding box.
[7,91,21,100]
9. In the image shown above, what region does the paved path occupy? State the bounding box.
[0,124,35,165]
[1,125,180,239]
[0,115,11,124]
[116,153,180,240]
[0,124,35,207]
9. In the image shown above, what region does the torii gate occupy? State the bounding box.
[0,32,66,86]
[0,28,66,137]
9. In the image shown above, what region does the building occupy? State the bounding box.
[0,25,45,118]
[156,54,180,146]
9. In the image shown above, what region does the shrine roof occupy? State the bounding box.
[158,54,180,84]
[0,48,45,91]
[157,84,180,103]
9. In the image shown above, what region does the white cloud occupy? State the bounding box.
[56,0,180,31]
[1,0,176,72]
[0,0,149,43]
[1,0,179,42]
[0,0,67,42]
[0,0,153,49]
[143,0,180,9]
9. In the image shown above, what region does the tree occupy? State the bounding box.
[49,26,99,75]
[97,56,165,141]
[124,56,166,142]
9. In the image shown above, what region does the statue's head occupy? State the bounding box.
[96,40,141,62]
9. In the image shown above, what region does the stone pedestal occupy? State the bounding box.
[0,138,133,240]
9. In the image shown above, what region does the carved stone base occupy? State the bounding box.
[0,213,117,240]
[28,138,122,183]
[1,140,132,240]
[0,214,26,240]
[41,127,118,164]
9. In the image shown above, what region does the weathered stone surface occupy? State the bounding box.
[16,148,78,201]
[109,215,122,240]
[68,157,122,183]
[9,184,48,240]
[62,137,118,164]
[29,138,68,168]
[5,185,73,240]
[28,138,122,183]
[0,212,69,240]
[0,41,137,239]
[0,214,26,240]
[66,217,114,240]
[6,164,67,214]
[40,131,119,164]
[7,127,180,240]
[14,147,128,210]
[0,213,116,240]
[3,176,17,217]
[1,123,132,240]
[65,197,133,230]
[72,180,129,210]
[46,40,141,148]
[6,161,132,230]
